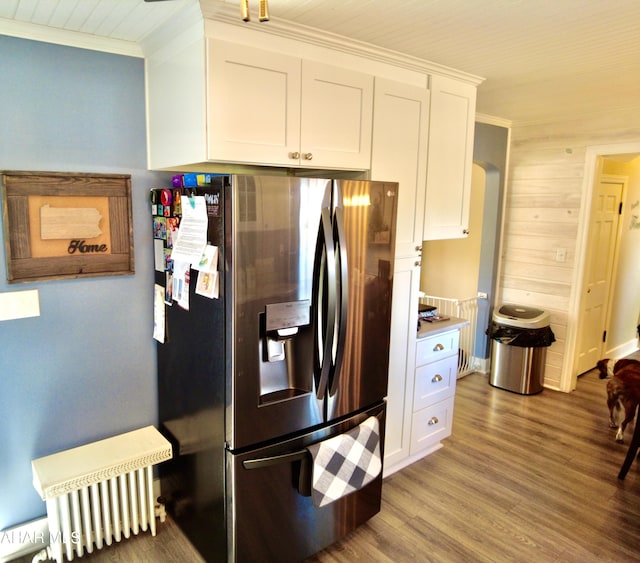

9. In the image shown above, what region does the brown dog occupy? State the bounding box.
[598,358,640,442]
[597,357,640,380]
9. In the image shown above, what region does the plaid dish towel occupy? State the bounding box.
[307,416,382,508]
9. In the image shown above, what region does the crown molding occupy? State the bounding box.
[475,113,512,128]
[200,2,484,86]
[0,18,143,58]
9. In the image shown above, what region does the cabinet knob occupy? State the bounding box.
[303,152,313,161]
[431,374,443,383]
[428,416,439,426]
[289,152,300,159]
[415,245,422,252]
[414,260,421,267]
[463,229,470,235]
[433,343,445,352]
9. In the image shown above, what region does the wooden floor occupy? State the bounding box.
[20,365,640,562]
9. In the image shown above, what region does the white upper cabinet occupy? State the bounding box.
[206,39,373,170]
[300,61,373,170]
[371,78,430,258]
[206,40,301,167]
[423,75,477,240]
[144,10,479,196]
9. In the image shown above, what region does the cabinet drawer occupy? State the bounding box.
[413,354,457,411]
[416,330,459,367]
[409,397,454,455]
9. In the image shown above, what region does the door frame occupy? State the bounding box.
[567,141,640,391]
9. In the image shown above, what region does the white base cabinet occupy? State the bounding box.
[410,329,459,455]
[384,320,466,477]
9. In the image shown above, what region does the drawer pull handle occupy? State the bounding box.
[432,374,443,383]
[433,343,445,352]
[428,416,439,426]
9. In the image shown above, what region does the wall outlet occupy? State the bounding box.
[477,291,488,299]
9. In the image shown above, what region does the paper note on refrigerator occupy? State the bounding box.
[154,239,165,272]
[170,196,208,265]
[194,245,218,272]
[153,284,165,343]
[195,245,220,299]
[196,270,219,299]
[173,260,191,311]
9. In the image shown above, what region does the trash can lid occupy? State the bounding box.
[493,304,550,329]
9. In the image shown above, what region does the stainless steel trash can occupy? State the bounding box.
[488,304,554,395]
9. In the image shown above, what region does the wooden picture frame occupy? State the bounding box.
[1,171,134,283]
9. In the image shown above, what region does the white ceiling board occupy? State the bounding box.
[213,0,640,124]
[0,0,639,124]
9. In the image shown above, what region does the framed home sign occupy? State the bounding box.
[1,171,134,283]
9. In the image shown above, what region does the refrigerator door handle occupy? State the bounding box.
[242,449,307,469]
[242,449,312,497]
[329,205,349,396]
[313,207,337,400]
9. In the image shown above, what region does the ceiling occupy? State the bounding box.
[1,0,639,125]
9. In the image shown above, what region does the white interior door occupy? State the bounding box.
[576,174,624,374]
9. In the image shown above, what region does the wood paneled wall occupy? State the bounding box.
[499,108,640,390]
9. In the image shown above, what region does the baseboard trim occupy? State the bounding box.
[472,356,490,374]
[607,340,639,360]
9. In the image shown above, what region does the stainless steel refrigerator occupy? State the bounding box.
[153,175,397,562]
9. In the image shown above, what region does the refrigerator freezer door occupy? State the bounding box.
[327,180,398,421]
[227,402,385,562]
[229,176,332,450]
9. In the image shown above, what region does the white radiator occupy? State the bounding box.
[421,295,480,376]
[31,426,172,563]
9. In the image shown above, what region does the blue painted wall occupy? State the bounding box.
[473,122,509,358]
[0,36,170,529]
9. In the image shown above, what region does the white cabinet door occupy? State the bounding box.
[371,78,429,258]
[383,256,421,473]
[423,75,476,240]
[206,39,302,166]
[206,40,373,170]
[300,61,373,170]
